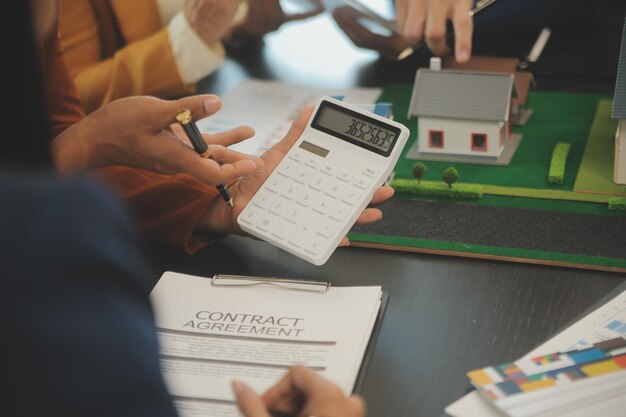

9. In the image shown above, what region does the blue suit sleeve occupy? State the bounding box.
[0,175,179,417]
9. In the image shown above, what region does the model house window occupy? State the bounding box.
[472,133,487,152]
[429,130,444,148]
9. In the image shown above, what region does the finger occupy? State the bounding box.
[339,237,350,247]
[401,0,427,43]
[261,372,305,414]
[452,0,473,62]
[285,365,328,397]
[170,147,256,185]
[424,0,448,55]
[333,9,408,60]
[203,125,255,147]
[208,145,265,171]
[157,94,223,129]
[271,105,314,154]
[369,185,395,206]
[395,0,409,32]
[353,208,383,225]
[233,380,272,417]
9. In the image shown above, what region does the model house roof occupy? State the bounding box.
[612,17,626,119]
[408,69,516,122]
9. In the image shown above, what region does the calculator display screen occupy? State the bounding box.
[311,101,400,157]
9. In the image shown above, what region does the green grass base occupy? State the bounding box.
[347,232,626,271]
[391,179,483,199]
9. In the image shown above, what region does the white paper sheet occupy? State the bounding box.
[445,287,626,417]
[196,79,381,156]
[150,272,382,417]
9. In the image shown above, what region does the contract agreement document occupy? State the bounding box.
[150,271,384,417]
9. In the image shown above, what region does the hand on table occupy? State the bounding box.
[200,105,394,246]
[226,0,324,45]
[233,365,366,417]
[332,5,413,61]
[52,95,264,186]
[396,0,473,62]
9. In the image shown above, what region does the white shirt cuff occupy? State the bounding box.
[167,12,225,85]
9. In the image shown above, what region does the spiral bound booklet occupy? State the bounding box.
[149,271,387,417]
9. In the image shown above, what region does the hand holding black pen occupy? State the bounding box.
[176,108,234,207]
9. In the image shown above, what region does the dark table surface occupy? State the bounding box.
[150,5,626,417]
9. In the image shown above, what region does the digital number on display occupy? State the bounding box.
[311,101,399,157]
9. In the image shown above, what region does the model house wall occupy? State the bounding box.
[616,120,626,184]
[613,17,626,185]
[418,117,506,157]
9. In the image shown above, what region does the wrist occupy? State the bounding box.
[51,122,96,173]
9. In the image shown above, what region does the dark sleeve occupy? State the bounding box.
[0,175,178,417]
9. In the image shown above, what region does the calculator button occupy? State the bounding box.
[284,206,304,223]
[268,200,289,217]
[240,209,259,225]
[296,190,314,207]
[341,188,362,206]
[362,167,378,178]
[292,166,313,184]
[304,158,319,169]
[337,170,354,182]
[304,237,328,255]
[313,198,331,215]
[317,221,338,239]
[255,214,275,232]
[265,177,284,193]
[289,151,304,162]
[321,165,336,176]
[252,192,272,209]
[272,221,293,240]
[329,205,349,222]
[325,181,345,198]
[280,183,298,200]
[354,178,371,189]
[308,174,327,191]
[288,222,316,247]
[277,161,296,177]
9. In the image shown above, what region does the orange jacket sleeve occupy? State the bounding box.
[41,33,85,139]
[59,0,191,113]
[90,167,221,254]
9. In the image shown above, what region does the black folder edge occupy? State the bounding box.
[352,290,390,395]
[440,281,626,417]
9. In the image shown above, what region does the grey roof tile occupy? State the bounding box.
[408,69,514,122]
[612,17,626,119]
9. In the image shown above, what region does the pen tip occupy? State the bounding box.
[227,199,234,207]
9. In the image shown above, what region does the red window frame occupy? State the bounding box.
[471,133,488,152]
[500,125,505,147]
[429,130,444,149]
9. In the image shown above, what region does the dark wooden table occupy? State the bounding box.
[151,7,626,417]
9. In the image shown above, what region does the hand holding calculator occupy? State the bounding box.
[237,96,409,265]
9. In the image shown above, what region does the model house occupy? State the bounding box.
[442,55,534,125]
[611,17,626,185]
[407,63,523,165]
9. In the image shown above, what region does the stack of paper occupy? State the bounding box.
[150,272,384,417]
[467,337,626,417]
[445,287,626,417]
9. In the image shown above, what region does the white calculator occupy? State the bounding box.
[237,96,410,265]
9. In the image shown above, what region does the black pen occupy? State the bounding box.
[176,109,234,207]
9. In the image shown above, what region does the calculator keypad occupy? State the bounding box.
[242,149,377,259]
